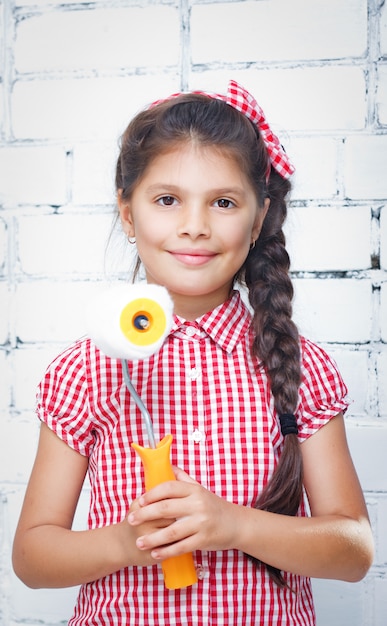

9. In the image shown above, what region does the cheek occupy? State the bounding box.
[230,222,255,247]
[225,230,252,268]
[135,221,162,244]
[134,223,168,267]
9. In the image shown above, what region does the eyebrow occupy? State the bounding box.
[146,184,247,198]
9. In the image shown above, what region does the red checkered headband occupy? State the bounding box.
[150,80,295,183]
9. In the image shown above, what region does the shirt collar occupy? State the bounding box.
[171,290,252,354]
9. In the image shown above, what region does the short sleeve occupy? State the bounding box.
[296,337,350,441]
[36,340,95,457]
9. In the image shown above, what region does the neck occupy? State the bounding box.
[171,292,231,321]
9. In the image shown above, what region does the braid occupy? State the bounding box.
[244,170,303,587]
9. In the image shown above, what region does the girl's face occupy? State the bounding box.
[119,142,269,320]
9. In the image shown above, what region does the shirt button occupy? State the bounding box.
[188,367,201,381]
[196,564,206,580]
[185,326,197,337]
[191,429,204,444]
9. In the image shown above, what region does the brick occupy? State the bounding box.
[376,497,387,564]
[14,0,76,5]
[382,2,387,54]
[292,278,372,342]
[191,0,367,64]
[12,75,179,141]
[0,283,9,344]
[0,3,3,69]
[15,280,109,343]
[289,137,338,200]
[0,84,4,133]
[15,6,180,73]
[285,205,371,272]
[10,574,79,623]
[0,491,13,625]
[377,64,387,124]
[346,424,387,491]
[375,577,387,626]
[381,283,387,343]
[327,348,369,417]
[11,346,61,412]
[378,351,387,418]
[0,413,38,483]
[343,136,387,200]
[312,578,366,626]
[0,146,67,205]
[72,142,117,205]
[381,205,387,270]
[365,496,377,554]
[0,216,7,273]
[0,352,10,410]
[6,487,30,547]
[17,213,114,275]
[189,66,366,131]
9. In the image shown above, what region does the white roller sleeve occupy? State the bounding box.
[86,283,174,360]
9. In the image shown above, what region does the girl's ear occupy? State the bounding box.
[252,197,270,242]
[117,189,135,238]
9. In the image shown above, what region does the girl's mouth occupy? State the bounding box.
[169,249,217,266]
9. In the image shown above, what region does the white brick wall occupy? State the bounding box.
[1,0,386,624]
[14,7,180,72]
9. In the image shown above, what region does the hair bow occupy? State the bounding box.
[223,80,295,180]
[150,80,295,181]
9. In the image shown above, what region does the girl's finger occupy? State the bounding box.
[136,516,194,554]
[172,466,199,484]
[138,479,196,507]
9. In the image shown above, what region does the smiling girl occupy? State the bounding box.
[12,80,373,625]
[119,141,268,319]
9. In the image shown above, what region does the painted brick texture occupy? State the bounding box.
[1,0,386,625]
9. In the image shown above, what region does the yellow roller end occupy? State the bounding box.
[119,297,167,347]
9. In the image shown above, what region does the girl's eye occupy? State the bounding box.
[157,195,176,206]
[215,198,235,209]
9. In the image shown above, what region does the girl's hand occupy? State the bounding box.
[124,498,174,566]
[127,468,238,561]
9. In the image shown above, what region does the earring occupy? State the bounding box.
[250,239,256,250]
[128,236,136,244]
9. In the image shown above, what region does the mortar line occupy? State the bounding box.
[367,0,382,129]
[1,0,16,143]
[179,0,191,91]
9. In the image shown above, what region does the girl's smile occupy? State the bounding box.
[168,248,217,266]
[119,142,268,319]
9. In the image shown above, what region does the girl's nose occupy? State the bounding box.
[177,204,210,239]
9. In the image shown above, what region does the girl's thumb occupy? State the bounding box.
[172,466,199,485]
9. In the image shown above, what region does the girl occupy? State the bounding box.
[12,80,373,625]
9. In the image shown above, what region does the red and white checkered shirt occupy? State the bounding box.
[37,291,349,626]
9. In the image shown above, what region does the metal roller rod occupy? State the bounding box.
[121,359,157,449]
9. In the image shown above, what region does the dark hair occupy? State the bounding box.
[116,94,302,586]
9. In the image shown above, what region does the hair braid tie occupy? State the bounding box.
[279,413,298,436]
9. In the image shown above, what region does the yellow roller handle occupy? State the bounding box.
[131,435,198,590]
